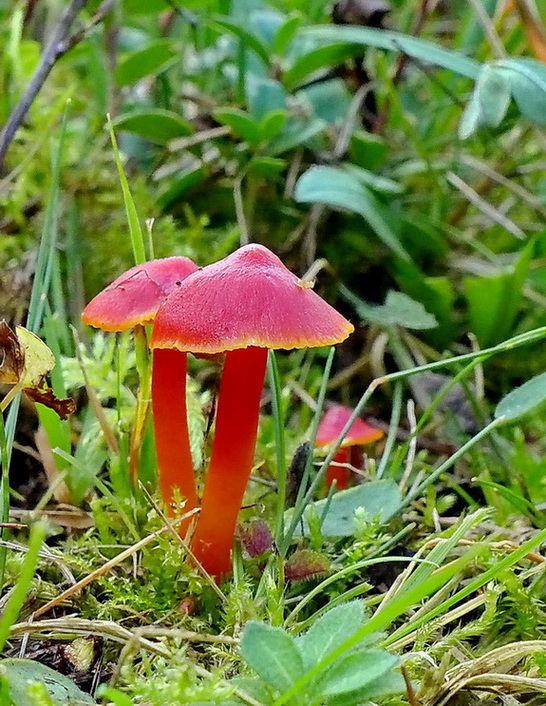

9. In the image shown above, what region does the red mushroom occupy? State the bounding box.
[82,256,200,523]
[151,244,354,578]
[316,404,384,490]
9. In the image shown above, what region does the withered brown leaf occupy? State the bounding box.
[0,320,24,384]
[26,387,77,420]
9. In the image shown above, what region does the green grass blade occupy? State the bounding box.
[0,521,47,653]
[268,351,287,543]
[107,115,146,265]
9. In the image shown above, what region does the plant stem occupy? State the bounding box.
[0,0,89,170]
[152,349,198,533]
[191,346,268,578]
[129,324,152,483]
[268,352,287,544]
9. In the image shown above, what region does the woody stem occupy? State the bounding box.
[191,346,268,579]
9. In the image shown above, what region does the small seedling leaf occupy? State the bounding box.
[495,372,546,422]
[299,601,365,670]
[312,649,398,698]
[0,658,95,705]
[326,670,406,705]
[240,621,304,692]
[289,480,402,537]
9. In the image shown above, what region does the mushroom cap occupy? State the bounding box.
[82,257,199,332]
[151,244,354,353]
[316,404,384,447]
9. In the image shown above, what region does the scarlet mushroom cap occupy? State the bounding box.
[316,404,384,448]
[83,256,199,332]
[316,404,384,492]
[151,244,354,352]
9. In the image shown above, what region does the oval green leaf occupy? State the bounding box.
[495,372,546,422]
[115,40,178,87]
[111,109,193,145]
[0,658,95,705]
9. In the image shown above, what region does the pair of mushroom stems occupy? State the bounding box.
[152,345,268,578]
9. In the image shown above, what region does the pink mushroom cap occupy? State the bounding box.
[151,244,354,353]
[82,256,199,332]
[316,404,384,448]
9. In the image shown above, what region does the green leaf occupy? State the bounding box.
[464,244,532,346]
[299,601,365,671]
[476,64,512,127]
[268,117,325,155]
[497,58,546,126]
[273,13,302,54]
[240,622,304,693]
[495,372,546,422]
[213,108,262,143]
[248,156,286,176]
[111,109,193,145]
[115,40,178,87]
[343,164,403,195]
[0,659,95,705]
[459,88,482,139]
[294,166,409,260]
[230,676,275,704]
[313,649,398,698]
[260,110,287,141]
[326,670,405,706]
[285,25,480,89]
[248,78,286,121]
[289,481,402,538]
[208,15,270,65]
[342,287,438,330]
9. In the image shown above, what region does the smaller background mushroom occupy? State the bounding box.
[316,403,384,490]
[82,256,199,523]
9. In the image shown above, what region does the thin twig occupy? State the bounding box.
[32,518,191,618]
[0,0,90,170]
[446,172,526,240]
[64,0,117,52]
[467,0,507,58]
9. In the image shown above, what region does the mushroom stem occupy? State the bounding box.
[325,447,351,491]
[191,346,268,578]
[152,348,198,532]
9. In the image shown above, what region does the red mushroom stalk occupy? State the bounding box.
[152,244,354,579]
[316,404,384,490]
[151,348,198,516]
[193,346,268,577]
[82,257,199,527]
